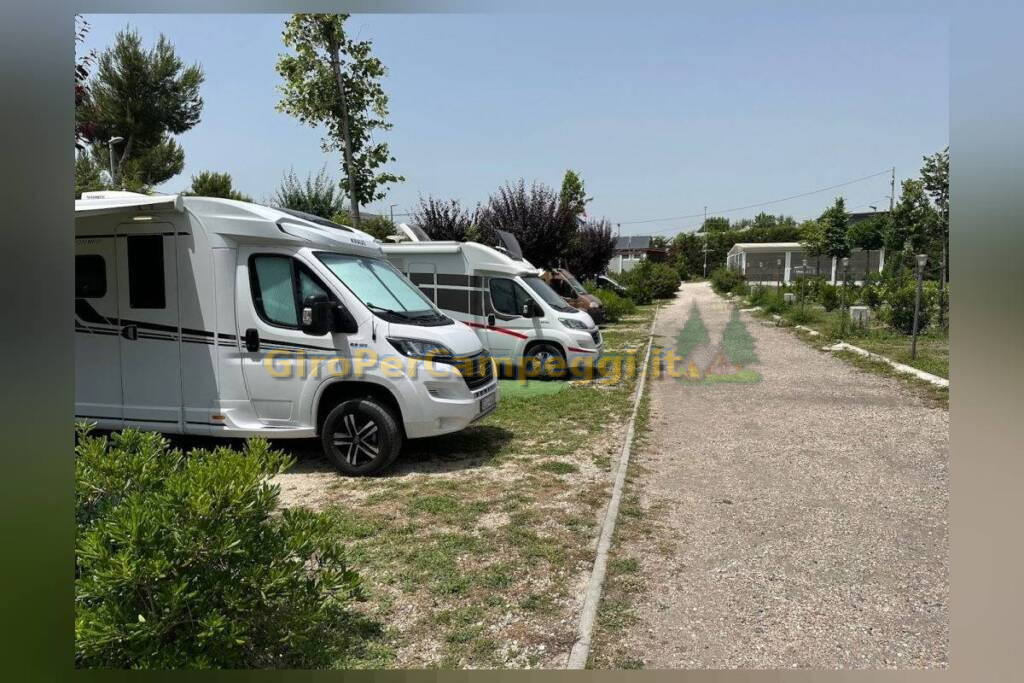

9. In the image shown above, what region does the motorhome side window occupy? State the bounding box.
[488,277,532,316]
[250,255,332,329]
[126,235,166,309]
[75,255,106,298]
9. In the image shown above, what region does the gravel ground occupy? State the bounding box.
[614,281,948,668]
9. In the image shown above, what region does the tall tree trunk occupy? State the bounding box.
[326,30,361,230]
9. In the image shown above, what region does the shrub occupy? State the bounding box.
[820,284,840,312]
[885,280,935,334]
[862,284,882,309]
[783,306,823,326]
[75,427,373,668]
[709,267,744,294]
[761,289,787,315]
[618,260,680,302]
[592,288,636,323]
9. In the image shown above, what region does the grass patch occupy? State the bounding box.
[283,304,662,668]
[833,350,948,408]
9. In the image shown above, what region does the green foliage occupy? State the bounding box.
[884,179,939,276]
[77,28,204,186]
[591,288,635,323]
[592,288,635,323]
[668,232,704,280]
[558,169,590,218]
[721,307,758,367]
[676,302,710,360]
[883,280,935,334]
[820,283,840,312]
[75,151,108,198]
[709,267,744,294]
[185,170,250,201]
[761,288,787,315]
[274,166,345,219]
[618,260,680,300]
[276,13,403,227]
[861,283,883,309]
[357,214,396,241]
[819,196,851,259]
[75,427,370,668]
[700,216,731,232]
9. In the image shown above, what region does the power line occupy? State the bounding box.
[617,168,893,227]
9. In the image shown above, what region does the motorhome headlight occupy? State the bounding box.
[559,317,589,330]
[387,337,453,360]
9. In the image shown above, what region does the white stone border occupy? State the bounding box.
[566,306,659,669]
[823,341,949,388]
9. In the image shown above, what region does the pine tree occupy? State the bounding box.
[721,308,758,368]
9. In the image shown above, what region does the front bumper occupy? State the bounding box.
[402,365,500,439]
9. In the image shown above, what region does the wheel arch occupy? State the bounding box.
[313,379,404,436]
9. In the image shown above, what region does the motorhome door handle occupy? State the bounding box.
[120,324,138,341]
[487,314,496,327]
[244,328,260,352]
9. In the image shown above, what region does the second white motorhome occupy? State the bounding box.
[75,192,499,475]
[382,234,603,378]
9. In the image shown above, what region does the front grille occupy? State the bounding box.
[590,329,601,345]
[441,351,494,390]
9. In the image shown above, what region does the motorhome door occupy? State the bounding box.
[114,225,183,425]
[75,235,122,420]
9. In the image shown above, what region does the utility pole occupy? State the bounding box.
[702,205,708,278]
[889,166,896,213]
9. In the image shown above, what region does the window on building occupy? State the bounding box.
[75,255,106,298]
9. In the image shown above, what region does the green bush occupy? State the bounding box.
[75,427,373,669]
[592,288,636,323]
[885,280,935,334]
[862,284,883,309]
[820,284,840,312]
[761,289,787,315]
[709,267,744,294]
[783,306,823,325]
[619,260,681,300]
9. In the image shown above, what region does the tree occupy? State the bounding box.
[477,180,576,270]
[77,28,204,187]
[799,219,829,277]
[819,197,851,260]
[273,167,345,219]
[75,151,107,198]
[75,15,98,150]
[885,179,938,278]
[668,232,703,280]
[411,197,479,241]
[847,214,886,279]
[185,171,250,202]
[565,218,617,280]
[558,169,590,219]
[276,14,403,231]
[921,146,949,327]
[700,216,731,233]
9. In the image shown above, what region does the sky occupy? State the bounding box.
[79,12,948,236]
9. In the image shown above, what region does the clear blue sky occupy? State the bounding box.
[80,12,947,235]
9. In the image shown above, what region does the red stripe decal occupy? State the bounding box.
[464,321,529,340]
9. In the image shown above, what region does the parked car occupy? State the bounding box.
[382,232,602,379]
[74,191,498,475]
[596,274,628,296]
[541,268,605,325]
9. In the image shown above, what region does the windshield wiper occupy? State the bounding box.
[366,303,414,320]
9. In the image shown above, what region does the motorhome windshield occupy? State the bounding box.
[522,275,577,313]
[316,253,447,324]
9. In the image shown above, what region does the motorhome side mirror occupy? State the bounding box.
[521,302,532,317]
[333,303,359,334]
[301,295,334,336]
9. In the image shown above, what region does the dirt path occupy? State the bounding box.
[607,282,948,668]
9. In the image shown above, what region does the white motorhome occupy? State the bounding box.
[75,192,498,475]
[381,233,602,378]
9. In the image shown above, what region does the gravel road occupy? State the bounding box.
[615,281,948,668]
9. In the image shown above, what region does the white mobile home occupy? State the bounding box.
[75,192,498,475]
[726,242,885,285]
[381,237,602,378]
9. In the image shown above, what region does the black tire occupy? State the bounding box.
[523,342,567,380]
[320,398,402,476]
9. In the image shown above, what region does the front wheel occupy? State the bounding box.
[523,342,567,380]
[320,398,402,476]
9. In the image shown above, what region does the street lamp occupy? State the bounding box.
[107,136,124,187]
[776,258,783,288]
[911,253,928,359]
[840,256,850,335]
[389,203,398,225]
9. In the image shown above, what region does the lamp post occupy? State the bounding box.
[389,203,398,226]
[107,136,124,187]
[911,253,928,359]
[841,256,850,335]
[800,258,808,313]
